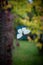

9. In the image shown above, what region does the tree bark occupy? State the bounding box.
[0,1,14,65]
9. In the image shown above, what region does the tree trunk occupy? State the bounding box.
[0,1,14,65]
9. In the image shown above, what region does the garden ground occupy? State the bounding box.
[13,40,43,65]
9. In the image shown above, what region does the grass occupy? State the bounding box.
[12,40,43,65]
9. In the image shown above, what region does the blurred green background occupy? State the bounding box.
[8,0,43,65]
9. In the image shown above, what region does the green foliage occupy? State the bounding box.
[9,0,43,35]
